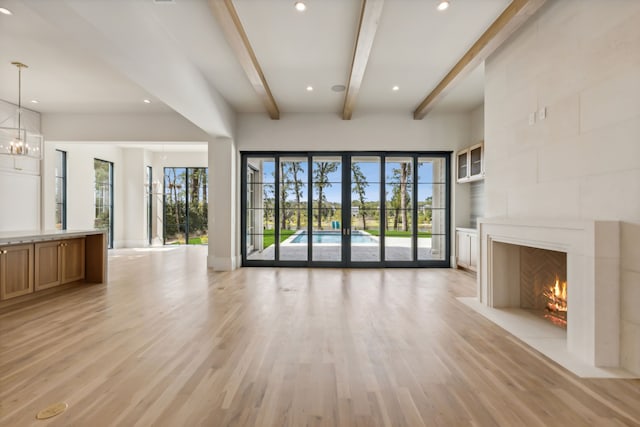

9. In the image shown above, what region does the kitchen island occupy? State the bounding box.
[0,230,107,302]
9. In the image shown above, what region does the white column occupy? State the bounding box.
[208,137,239,270]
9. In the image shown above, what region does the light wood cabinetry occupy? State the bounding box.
[0,244,34,299]
[61,238,85,284]
[0,231,104,302]
[34,238,85,291]
[456,229,478,272]
[35,241,62,291]
[457,142,484,183]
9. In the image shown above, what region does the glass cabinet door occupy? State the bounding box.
[457,151,468,181]
[469,144,483,177]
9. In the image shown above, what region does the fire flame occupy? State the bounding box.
[544,276,567,314]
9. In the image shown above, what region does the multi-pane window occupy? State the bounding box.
[163,167,208,245]
[55,150,67,230]
[94,159,114,248]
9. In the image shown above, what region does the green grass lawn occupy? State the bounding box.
[262,229,296,249]
[365,230,432,238]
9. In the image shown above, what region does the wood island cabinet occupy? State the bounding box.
[61,238,85,284]
[0,244,35,300]
[0,231,105,303]
[34,238,86,291]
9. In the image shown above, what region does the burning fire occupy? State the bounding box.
[544,276,567,327]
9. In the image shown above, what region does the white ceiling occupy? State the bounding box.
[0,0,507,123]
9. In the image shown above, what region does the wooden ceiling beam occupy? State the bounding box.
[343,0,385,120]
[413,0,547,120]
[209,0,280,120]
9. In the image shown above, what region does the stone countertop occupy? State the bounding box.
[0,230,106,246]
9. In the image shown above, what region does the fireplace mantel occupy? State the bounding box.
[477,217,621,371]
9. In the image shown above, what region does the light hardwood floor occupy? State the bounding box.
[1,246,639,426]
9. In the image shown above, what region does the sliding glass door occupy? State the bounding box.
[350,156,381,263]
[242,152,450,267]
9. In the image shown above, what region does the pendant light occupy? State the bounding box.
[1,61,43,159]
[10,61,29,155]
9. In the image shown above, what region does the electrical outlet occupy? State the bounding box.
[538,107,547,120]
[528,112,536,125]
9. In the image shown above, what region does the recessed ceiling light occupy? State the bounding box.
[143,99,151,104]
[294,1,306,12]
[30,99,39,104]
[306,86,313,92]
[392,86,399,91]
[437,1,450,11]
[331,84,346,92]
[0,7,12,15]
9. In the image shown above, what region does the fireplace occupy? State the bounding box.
[519,246,567,328]
[476,218,622,373]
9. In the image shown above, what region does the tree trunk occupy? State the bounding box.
[280,163,287,230]
[400,164,408,232]
[394,208,399,231]
[317,187,323,229]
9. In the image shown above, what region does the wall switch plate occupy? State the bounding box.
[528,112,536,125]
[538,107,547,120]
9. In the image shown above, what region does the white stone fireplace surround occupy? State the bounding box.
[474,218,631,376]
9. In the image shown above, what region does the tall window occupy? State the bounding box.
[163,167,208,245]
[94,159,114,248]
[55,150,67,230]
[146,166,153,245]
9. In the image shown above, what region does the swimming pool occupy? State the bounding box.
[290,231,377,244]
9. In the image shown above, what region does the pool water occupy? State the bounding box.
[291,231,376,244]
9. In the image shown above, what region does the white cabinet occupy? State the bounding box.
[456,142,484,183]
[456,229,478,272]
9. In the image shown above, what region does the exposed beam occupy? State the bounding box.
[209,0,280,120]
[413,0,547,120]
[343,0,385,120]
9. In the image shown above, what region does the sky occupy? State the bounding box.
[256,158,444,205]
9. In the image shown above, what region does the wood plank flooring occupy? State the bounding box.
[1,246,639,426]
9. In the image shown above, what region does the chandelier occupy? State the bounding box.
[0,61,43,158]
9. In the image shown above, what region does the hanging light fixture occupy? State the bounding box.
[11,62,29,155]
[1,61,43,159]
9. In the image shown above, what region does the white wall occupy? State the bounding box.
[470,104,484,143]
[42,112,210,142]
[469,104,485,227]
[237,112,470,152]
[484,0,640,373]
[0,100,42,232]
[53,143,124,245]
[42,142,208,248]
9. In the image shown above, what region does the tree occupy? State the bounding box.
[399,162,411,232]
[279,162,293,230]
[313,161,339,229]
[351,163,368,230]
[290,162,305,230]
[263,180,275,229]
[388,161,412,231]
